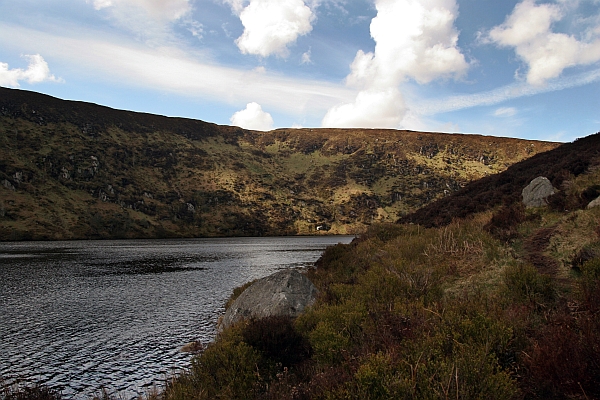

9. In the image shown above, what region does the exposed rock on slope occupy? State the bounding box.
[522,177,555,208]
[0,87,558,240]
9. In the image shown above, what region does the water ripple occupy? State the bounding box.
[0,236,353,399]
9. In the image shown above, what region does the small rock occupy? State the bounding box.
[587,196,600,209]
[180,341,203,353]
[219,269,318,330]
[2,179,15,191]
[571,247,598,269]
[522,177,555,208]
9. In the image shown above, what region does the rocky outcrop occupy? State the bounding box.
[522,177,555,208]
[219,269,318,330]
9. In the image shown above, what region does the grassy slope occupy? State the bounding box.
[161,133,600,399]
[0,87,557,240]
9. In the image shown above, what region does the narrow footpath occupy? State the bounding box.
[523,226,558,276]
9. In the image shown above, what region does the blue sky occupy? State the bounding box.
[1,0,599,142]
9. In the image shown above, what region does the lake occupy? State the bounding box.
[0,236,354,399]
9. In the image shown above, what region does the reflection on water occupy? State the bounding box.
[0,236,353,399]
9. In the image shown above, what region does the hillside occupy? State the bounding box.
[0,87,558,240]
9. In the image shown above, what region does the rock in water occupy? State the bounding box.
[219,269,318,330]
[522,177,555,208]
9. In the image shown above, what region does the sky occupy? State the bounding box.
[1,0,599,142]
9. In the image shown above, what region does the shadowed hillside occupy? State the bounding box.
[400,132,600,227]
[0,87,558,240]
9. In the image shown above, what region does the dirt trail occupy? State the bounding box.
[524,227,558,276]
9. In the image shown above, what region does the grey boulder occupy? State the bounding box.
[522,177,555,208]
[219,269,318,330]
[588,196,600,209]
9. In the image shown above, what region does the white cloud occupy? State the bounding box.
[322,88,405,128]
[227,0,315,57]
[323,0,468,128]
[0,54,62,88]
[185,19,204,39]
[347,0,468,89]
[488,0,600,85]
[230,102,274,130]
[88,0,194,40]
[90,0,191,21]
[494,107,517,117]
[301,49,312,64]
[412,66,600,115]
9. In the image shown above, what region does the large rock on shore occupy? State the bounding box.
[522,177,555,208]
[219,269,318,330]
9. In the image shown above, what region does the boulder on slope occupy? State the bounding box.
[522,177,555,208]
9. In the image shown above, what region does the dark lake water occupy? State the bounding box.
[0,236,354,399]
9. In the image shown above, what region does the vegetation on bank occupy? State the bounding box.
[150,162,600,399]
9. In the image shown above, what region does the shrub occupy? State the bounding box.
[242,316,311,368]
[522,308,600,399]
[503,263,556,306]
[305,317,353,366]
[354,352,395,400]
[164,328,264,400]
[485,203,526,241]
[0,382,62,400]
[571,246,599,270]
[580,258,600,312]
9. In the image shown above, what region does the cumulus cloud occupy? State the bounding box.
[322,88,405,128]
[226,0,314,57]
[347,0,468,89]
[230,102,274,130]
[323,0,468,128]
[0,54,62,88]
[488,0,600,85]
